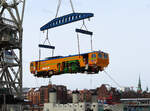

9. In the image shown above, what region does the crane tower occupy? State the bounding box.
[0,0,25,98]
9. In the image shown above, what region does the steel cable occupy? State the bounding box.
[104,70,122,88]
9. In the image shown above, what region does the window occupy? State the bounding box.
[92,54,96,58]
[98,53,102,58]
[30,63,34,67]
[86,104,90,106]
[104,54,107,59]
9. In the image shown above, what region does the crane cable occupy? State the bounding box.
[77,33,80,55]
[55,0,75,18]
[55,0,62,18]
[70,0,75,13]
[103,70,122,88]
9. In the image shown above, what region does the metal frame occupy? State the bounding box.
[39,44,55,49]
[0,0,25,98]
[75,29,93,35]
[40,13,94,31]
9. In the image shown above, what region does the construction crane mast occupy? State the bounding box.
[0,0,25,98]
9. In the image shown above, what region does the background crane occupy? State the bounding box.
[0,0,25,98]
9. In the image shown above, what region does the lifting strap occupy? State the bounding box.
[39,30,55,60]
[76,20,93,55]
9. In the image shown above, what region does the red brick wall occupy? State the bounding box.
[79,90,92,102]
[27,88,35,104]
[97,84,110,99]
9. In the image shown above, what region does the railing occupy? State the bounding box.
[0,17,17,28]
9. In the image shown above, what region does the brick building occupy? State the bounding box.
[26,84,67,106]
[27,88,35,104]
[97,84,121,104]
[33,88,40,105]
[79,89,92,102]
[56,85,67,104]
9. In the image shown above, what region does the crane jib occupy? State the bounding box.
[40,13,94,31]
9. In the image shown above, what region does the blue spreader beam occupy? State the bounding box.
[40,13,94,31]
[39,44,55,49]
[76,29,93,35]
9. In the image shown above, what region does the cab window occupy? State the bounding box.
[104,53,108,59]
[91,54,96,58]
[98,53,102,58]
[30,63,34,67]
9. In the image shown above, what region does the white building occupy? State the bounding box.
[43,89,103,111]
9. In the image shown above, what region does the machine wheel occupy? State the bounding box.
[94,68,99,73]
[99,67,103,71]
[49,70,54,75]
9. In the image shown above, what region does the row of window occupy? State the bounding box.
[91,53,108,59]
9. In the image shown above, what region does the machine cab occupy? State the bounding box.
[30,62,36,74]
[97,51,109,70]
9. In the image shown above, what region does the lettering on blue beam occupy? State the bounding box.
[40,13,94,31]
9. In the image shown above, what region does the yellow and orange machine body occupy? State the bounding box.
[30,51,109,77]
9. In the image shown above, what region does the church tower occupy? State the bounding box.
[137,75,142,93]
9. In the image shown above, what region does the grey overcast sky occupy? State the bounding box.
[23,0,150,90]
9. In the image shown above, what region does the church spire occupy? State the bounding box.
[146,86,149,92]
[137,75,142,93]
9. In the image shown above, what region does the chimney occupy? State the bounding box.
[91,91,97,103]
[49,88,57,103]
[72,90,79,103]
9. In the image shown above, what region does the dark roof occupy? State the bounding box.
[32,50,103,62]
